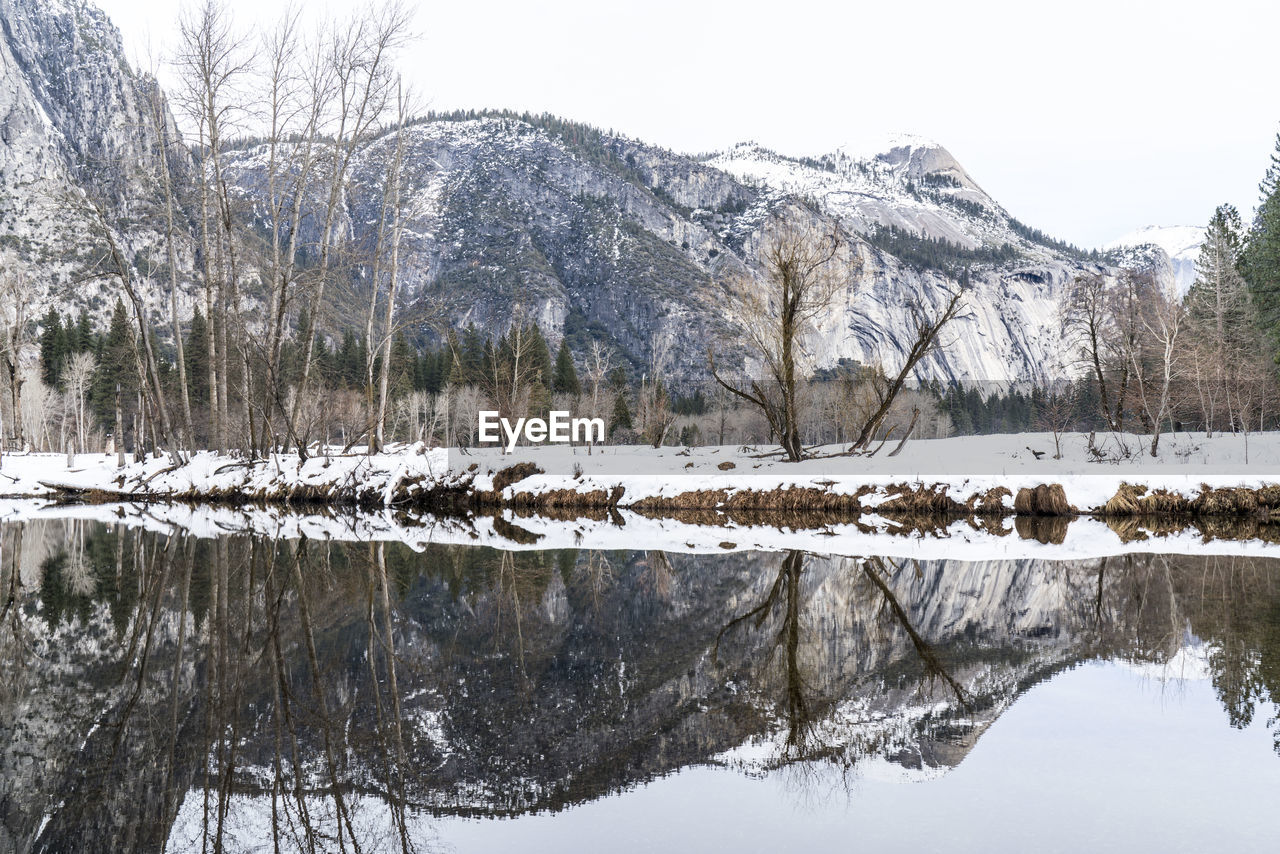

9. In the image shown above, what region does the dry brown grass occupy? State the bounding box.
[492,462,544,492]
[878,483,964,515]
[1012,484,1074,516]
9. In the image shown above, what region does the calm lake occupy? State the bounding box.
[2,504,1279,853]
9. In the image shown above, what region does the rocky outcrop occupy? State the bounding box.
[0,0,194,325]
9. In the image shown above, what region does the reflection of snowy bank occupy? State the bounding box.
[7,431,1280,516]
[6,499,1280,562]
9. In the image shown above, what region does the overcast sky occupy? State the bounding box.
[96,0,1280,248]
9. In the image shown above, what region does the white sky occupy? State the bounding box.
[96,0,1280,249]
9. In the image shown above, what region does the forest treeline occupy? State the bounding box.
[1,0,1280,462]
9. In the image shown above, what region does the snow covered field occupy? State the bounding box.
[4,430,1280,514]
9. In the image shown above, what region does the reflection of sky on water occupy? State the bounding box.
[441,661,1280,853]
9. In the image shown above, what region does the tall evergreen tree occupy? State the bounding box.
[552,339,581,395]
[1188,205,1251,339]
[460,324,484,384]
[1243,131,1280,353]
[90,299,136,426]
[610,388,632,435]
[185,307,210,407]
[525,324,553,387]
[38,308,65,387]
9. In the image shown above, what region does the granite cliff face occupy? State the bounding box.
[1,0,1179,387]
[0,0,193,322]
[223,116,1166,385]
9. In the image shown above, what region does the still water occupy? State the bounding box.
[2,508,1279,852]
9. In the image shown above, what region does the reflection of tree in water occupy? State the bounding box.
[7,520,1280,850]
[1191,556,1280,751]
[714,550,817,760]
[713,550,969,766]
[1,521,432,853]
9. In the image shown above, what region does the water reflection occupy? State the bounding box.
[2,515,1280,852]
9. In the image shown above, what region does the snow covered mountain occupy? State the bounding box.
[1104,224,1203,296]
[0,0,1178,389]
[222,118,1150,386]
[0,0,195,323]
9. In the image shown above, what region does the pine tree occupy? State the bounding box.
[610,388,632,435]
[1188,205,1251,338]
[1243,131,1280,352]
[460,324,484,384]
[185,307,210,407]
[387,333,415,400]
[73,312,93,353]
[38,308,65,387]
[90,299,136,426]
[552,339,581,395]
[526,324,553,387]
[1189,205,1268,430]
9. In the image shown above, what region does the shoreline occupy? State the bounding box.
[5,431,1280,523]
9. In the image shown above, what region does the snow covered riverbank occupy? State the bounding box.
[6,430,1280,517]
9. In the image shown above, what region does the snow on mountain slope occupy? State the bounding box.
[705,137,1004,249]
[223,121,1155,386]
[0,0,196,323]
[1105,225,1203,296]
[703,137,1122,384]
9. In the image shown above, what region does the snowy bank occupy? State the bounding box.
[10,430,1280,518]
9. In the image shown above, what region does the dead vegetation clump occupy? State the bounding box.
[877,483,964,515]
[492,462,544,493]
[723,486,868,513]
[1136,489,1192,514]
[1193,485,1260,515]
[510,487,616,511]
[1012,484,1074,516]
[1254,485,1280,508]
[967,486,1012,515]
[631,489,731,514]
[1102,483,1146,516]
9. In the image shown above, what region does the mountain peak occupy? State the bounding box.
[1104,225,1204,296]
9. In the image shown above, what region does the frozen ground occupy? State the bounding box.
[4,429,1280,513]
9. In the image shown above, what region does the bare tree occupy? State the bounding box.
[709,215,851,461]
[0,264,36,458]
[368,80,414,453]
[638,333,676,448]
[1036,382,1078,459]
[176,0,254,452]
[1131,276,1185,456]
[288,1,411,459]
[1061,271,1122,430]
[61,352,97,455]
[141,64,196,453]
[846,291,964,452]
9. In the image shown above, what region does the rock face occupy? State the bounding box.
[0,0,192,323]
[1105,224,1203,297]
[2,0,1177,388]
[223,117,1169,386]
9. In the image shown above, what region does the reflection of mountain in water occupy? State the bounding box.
[2,517,1280,852]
